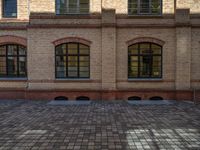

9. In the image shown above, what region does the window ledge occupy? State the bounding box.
[128,78,163,82]
[0,78,27,81]
[127,14,163,18]
[55,78,92,83]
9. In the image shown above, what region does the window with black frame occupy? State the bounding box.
[56,0,89,14]
[0,44,27,78]
[55,43,90,78]
[128,0,162,15]
[128,43,162,78]
[3,0,17,18]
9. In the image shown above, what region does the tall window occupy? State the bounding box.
[0,44,27,77]
[56,0,89,14]
[55,43,90,78]
[128,43,162,78]
[128,0,162,15]
[3,0,17,18]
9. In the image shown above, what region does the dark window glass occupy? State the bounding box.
[128,0,161,15]
[54,96,68,101]
[76,96,90,101]
[149,96,163,100]
[3,0,17,18]
[128,43,162,78]
[56,0,89,14]
[0,44,27,78]
[55,43,90,78]
[128,96,142,101]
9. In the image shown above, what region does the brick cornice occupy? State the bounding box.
[0,35,27,46]
[126,37,165,46]
[52,37,92,46]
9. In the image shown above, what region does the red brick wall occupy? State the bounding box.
[0,89,196,101]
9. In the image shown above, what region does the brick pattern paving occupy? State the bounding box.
[0,100,200,150]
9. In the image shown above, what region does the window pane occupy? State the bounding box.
[79,71,89,78]
[3,0,17,17]
[151,44,161,54]
[80,0,89,13]
[56,44,66,55]
[79,61,89,67]
[140,0,150,13]
[68,71,78,77]
[140,43,151,54]
[129,67,138,77]
[152,56,161,77]
[129,44,138,54]
[79,44,89,54]
[56,0,68,14]
[68,61,78,67]
[80,67,89,72]
[69,0,78,13]
[79,56,89,61]
[0,57,6,76]
[19,46,26,55]
[152,56,161,68]
[0,46,6,55]
[56,56,66,66]
[68,56,78,61]
[68,44,78,54]
[128,0,137,15]
[151,0,161,14]
[56,56,66,78]
[19,57,26,76]
[7,45,17,55]
[140,55,152,77]
[7,56,18,76]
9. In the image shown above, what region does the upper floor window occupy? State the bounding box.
[56,0,89,15]
[0,44,27,78]
[55,43,90,78]
[3,0,17,18]
[128,0,162,16]
[128,43,162,78]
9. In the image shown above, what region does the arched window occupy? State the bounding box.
[128,0,162,15]
[128,42,162,78]
[55,43,90,78]
[0,44,27,77]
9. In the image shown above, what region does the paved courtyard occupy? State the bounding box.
[0,100,200,150]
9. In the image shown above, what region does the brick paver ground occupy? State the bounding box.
[0,100,200,150]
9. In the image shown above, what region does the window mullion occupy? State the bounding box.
[149,0,151,14]
[6,45,8,76]
[17,45,19,77]
[138,44,140,78]
[78,43,80,78]
[138,0,140,15]
[66,44,68,78]
[149,44,152,77]
[77,0,80,13]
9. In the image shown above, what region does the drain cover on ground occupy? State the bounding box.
[127,100,177,105]
[48,100,91,105]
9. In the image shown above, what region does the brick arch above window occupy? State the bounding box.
[0,35,27,46]
[126,37,165,46]
[52,37,92,46]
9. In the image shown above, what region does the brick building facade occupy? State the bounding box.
[0,0,199,101]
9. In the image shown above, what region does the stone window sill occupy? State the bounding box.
[128,78,163,82]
